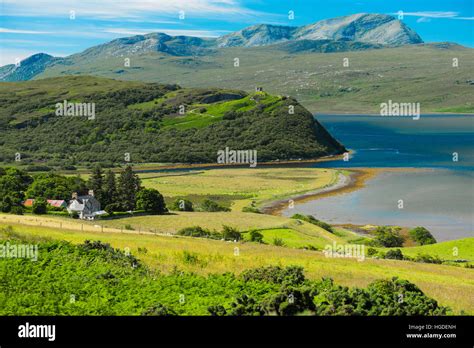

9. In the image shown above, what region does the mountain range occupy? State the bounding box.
[216,13,422,47]
[1,13,423,82]
[1,13,472,114]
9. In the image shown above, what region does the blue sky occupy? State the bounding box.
[1,0,473,65]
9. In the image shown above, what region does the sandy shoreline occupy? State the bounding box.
[261,167,427,216]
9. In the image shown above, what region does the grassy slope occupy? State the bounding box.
[160,92,281,130]
[392,238,474,261]
[37,45,474,114]
[2,222,472,314]
[1,75,345,164]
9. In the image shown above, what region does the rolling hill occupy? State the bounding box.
[0,75,345,166]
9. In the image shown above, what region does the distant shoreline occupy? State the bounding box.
[261,167,428,216]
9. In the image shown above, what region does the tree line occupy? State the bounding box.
[0,166,167,215]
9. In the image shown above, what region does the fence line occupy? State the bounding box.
[1,214,175,238]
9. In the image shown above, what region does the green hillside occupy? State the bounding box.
[0,76,345,166]
[36,44,474,114]
[0,224,468,315]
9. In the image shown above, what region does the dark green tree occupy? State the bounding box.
[373,226,404,247]
[249,230,264,243]
[26,173,86,200]
[385,249,404,260]
[0,168,32,203]
[222,225,241,241]
[87,166,104,205]
[135,188,167,214]
[0,196,13,213]
[102,170,117,207]
[32,197,47,214]
[201,199,230,212]
[409,227,436,245]
[117,166,141,211]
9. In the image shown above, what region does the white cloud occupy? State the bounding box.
[416,17,431,23]
[399,11,459,18]
[392,11,473,21]
[1,0,270,20]
[0,28,53,34]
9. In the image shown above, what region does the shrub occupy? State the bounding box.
[105,203,122,215]
[222,225,241,241]
[0,196,12,213]
[241,265,305,285]
[242,206,261,214]
[178,226,211,238]
[385,249,404,260]
[372,226,404,247]
[171,198,194,212]
[367,247,380,257]
[249,230,264,243]
[227,294,265,316]
[124,224,134,231]
[142,303,177,316]
[208,305,228,316]
[363,277,448,315]
[201,199,230,212]
[181,251,200,265]
[10,206,24,215]
[291,214,333,232]
[25,165,52,172]
[273,237,285,246]
[409,227,436,245]
[32,197,47,214]
[414,253,443,264]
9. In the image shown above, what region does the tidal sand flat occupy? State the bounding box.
[282,115,474,241]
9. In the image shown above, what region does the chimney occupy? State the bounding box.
[72,192,78,199]
[88,190,94,197]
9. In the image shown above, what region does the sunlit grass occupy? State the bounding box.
[2,222,472,314]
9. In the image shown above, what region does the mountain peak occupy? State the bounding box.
[0,53,58,82]
[218,13,423,48]
[217,23,296,47]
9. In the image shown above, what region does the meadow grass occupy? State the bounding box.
[160,93,283,129]
[244,228,328,248]
[387,238,474,261]
[2,222,472,314]
[140,167,338,211]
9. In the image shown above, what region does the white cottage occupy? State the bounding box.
[67,190,105,220]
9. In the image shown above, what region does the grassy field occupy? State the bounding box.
[157,91,281,130]
[2,166,472,313]
[37,44,474,114]
[243,228,333,248]
[392,238,474,261]
[2,222,473,314]
[140,167,339,211]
